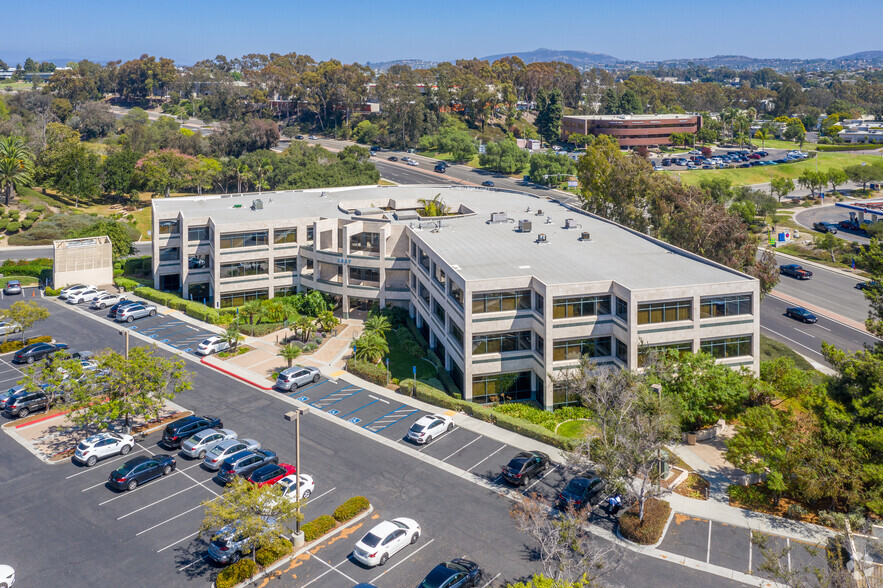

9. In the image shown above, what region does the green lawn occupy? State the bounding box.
[385,333,437,382]
[0,276,38,287]
[759,334,827,389]
[556,419,593,439]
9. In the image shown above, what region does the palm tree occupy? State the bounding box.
[221,325,244,350]
[278,343,302,368]
[363,315,391,338]
[316,310,340,335]
[418,194,451,217]
[261,300,286,323]
[235,162,251,193]
[295,314,315,342]
[0,137,35,206]
[241,300,263,326]
[256,157,273,193]
[354,332,389,364]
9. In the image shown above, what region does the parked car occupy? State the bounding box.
[418,558,483,588]
[207,517,276,565]
[3,280,22,295]
[308,135,318,140]
[278,473,314,500]
[107,300,140,318]
[180,428,238,459]
[90,293,126,310]
[352,518,421,567]
[107,454,176,491]
[295,135,304,140]
[67,288,106,304]
[202,438,261,470]
[812,222,838,234]
[274,365,321,391]
[481,180,495,187]
[856,281,882,291]
[217,449,278,485]
[58,284,95,300]
[407,159,419,166]
[161,415,223,449]
[196,335,230,356]
[407,414,454,444]
[839,219,860,231]
[0,387,22,412]
[246,462,295,487]
[0,320,22,337]
[785,307,818,323]
[387,156,398,162]
[0,564,14,587]
[74,432,135,467]
[558,475,606,510]
[3,390,55,418]
[114,303,157,323]
[501,450,550,486]
[12,342,68,364]
[779,264,813,280]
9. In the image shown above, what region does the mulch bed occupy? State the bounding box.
[673,473,710,500]
[618,497,672,545]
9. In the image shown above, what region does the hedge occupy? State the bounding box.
[132,286,221,324]
[44,287,61,296]
[618,497,671,545]
[113,277,141,291]
[255,536,292,567]
[215,558,257,588]
[21,219,34,230]
[237,322,283,336]
[0,263,50,279]
[302,514,337,542]
[0,335,52,354]
[6,222,20,233]
[346,358,389,386]
[815,143,883,152]
[332,496,370,523]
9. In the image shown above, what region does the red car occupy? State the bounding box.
[748,153,761,160]
[247,463,295,487]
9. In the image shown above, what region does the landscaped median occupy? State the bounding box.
[215,496,373,588]
[618,497,673,545]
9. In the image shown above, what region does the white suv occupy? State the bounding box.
[196,336,230,356]
[58,284,95,300]
[74,432,135,467]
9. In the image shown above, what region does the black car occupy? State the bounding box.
[417,558,483,588]
[501,450,550,486]
[161,415,223,449]
[856,281,882,291]
[108,454,176,491]
[558,475,606,510]
[387,156,398,162]
[107,300,139,318]
[481,180,494,187]
[12,342,69,364]
[295,135,304,140]
[812,221,838,234]
[434,164,447,173]
[780,264,812,280]
[217,449,279,485]
[785,307,818,323]
[3,390,54,418]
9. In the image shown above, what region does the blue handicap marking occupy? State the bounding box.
[297,396,309,402]
[128,326,137,330]
[348,418,361,424]
[328,409,340,415]
[160,339,170,343]
[184,348,192,353]
[150,334,158,339]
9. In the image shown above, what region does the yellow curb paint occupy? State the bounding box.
[330,370,345,377]
[443,410,456,417]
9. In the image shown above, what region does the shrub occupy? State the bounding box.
[113,268,123,277]
[0,341,23,353]
[0,219,7,231]
[332,496,370,522]
[0,263,51,279]
[21,219,34,230]
[727,484,771,509]
[238,322,283,337]
[302,514,337,542]
[255,536,292,567]
[5,222,20,233]
[215,558,257,588]
[32,204,46,213]
[44,287,61,296]
[396,327,424,357]
[27,335,52,344]
[346,358,389,386]
[25,211,41,221]
[303,342,317,351]
[133,286,177,308]
[184,302,220,324]
[618,497,672,545]
[113,277,140,292]
[785,503,809,520]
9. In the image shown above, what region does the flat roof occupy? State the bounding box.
[835,200,883,216]
[563,114,699,121]
[153,185,752,291]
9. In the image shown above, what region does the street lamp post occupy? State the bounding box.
[119,329,129,359]
[284,407,311,547]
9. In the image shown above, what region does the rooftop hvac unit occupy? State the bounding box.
[251,199,263,210]
[580,232,591,241]
[490,211,508,223]
[537,233,547,243]
[519,220,532,233]
[565,218,574,229]
[535,209,543,216]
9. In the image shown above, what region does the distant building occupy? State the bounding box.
[560,114,702,148]
[838,120,883,144]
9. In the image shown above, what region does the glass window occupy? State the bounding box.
[637,341,693,367]
[274,257,297,273]
[700,295,752,318]
[552,382,581,408]
[273,228,297,244]
[552,295,612,319]
[700,336,752,359]
[350,232,380,254]
[637,300,692,324]
[349,266,379,283]
[472,331,532,355]
[418,249,430,273]
[472,290,531,314]
[188,253,211,269]
[535,293,544,316]
[616,297,628,321]
[219,259,269,279]
[552,336,612,361]
[615,338,628,363]
[433,298,446,324]
[448,322,463,347]
[536,334,544,355]
[306,226,315,242]
[220,288,269,308]
[188,225,209,241]
[274,286,296,297]
[472,371,533,404]
[159,247,180,262]
[419,282,430,306]
[219,231,268,249]
[433,264,446,288]
[159,220,179,235]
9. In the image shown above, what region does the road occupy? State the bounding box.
[793,204,871,245]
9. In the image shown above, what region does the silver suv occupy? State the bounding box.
[115,303,157,323]
[275,366,321,391]
[208,517,276,565]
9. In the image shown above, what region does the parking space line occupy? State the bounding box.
[308,385,357,407]
[338,399,380,418]
[441,435,483,462]
[748,529,753,573]
[364,406,419,433]
[158,529,200,553]
[313,388,363,410]
[481,573,501,588]
[137,498,218,535]
[289,380,327,396]
[117,481,211,520]
[417,426,459,451]
[368,394,389,404]
[301,554,358,587]
[370,538,436,583]
[175,463,223,498]
[306,486,336,504]
[707,519,712,563]
[524,464,560,492]
[467,445,506,472]
[97,462,204,504]
[67,447,151,479]
[177,554,208,572]
[787,537,791,573]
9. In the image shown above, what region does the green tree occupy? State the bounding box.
[478,138,529,174]
[352,120,380,145]
[48,143,102,207]
[363,314,391,338]
[417,194,451,217]
[696,127,718,144]
[4,300,50,342]
[353,331,389,364]
[240,300,263,325]
[135,149,198,197]
[783,120,806,145]
[103,147,141,198]
[19,351,92,409]
[798,169,826,198]
[827,168,848,194]
[295,314,316,343]
[221,325,244,350]
[770,177,795,202]
[72,219,135,259]
[529,152,575,187]
[278,344,301,368]
[535,88,563,145]
[698,176,733,204]
[844,163,883,191]
[567,133,593,149]
[507,576,596,588]
[0,136,35,206]
[813,231,840,262]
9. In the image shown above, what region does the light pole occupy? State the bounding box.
[651,383,662,490]
[284,407,310,547]
[119,329,129,359]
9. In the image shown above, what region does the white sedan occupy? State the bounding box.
[353,518,421,567]
[67,288,107,304]
[180,428,238,459]
[90,292,127,309]
[58,284,96,300]
[407,414,454,444]
[196,335,230,356]
[74,432,135,467]
[0,564,14,587]
[279,473,314,500]
[406,159,419,166]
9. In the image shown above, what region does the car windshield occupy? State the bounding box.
[409,423,426,433]
[112,463,135,476]
[208,445,227,456]
[419,566,457,588]
[361,532,382,548]
[507,457,528,471]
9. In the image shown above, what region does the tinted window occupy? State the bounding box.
[362,532,382,548]
[507,458,528,471]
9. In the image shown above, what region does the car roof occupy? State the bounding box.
[85,432,123,443]
[364,520,399,538]
[201,336,222,343]
[123,455,152,467]
[279,473,312,486]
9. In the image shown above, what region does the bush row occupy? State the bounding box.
[303,496,371,542]
[0,263,51,279]
[215,558,257,588]
[395,327,423,357]
[397,379,575,450]
[332,496,369,523]
[115,281,223,325]
[815,143,883,152]
[255,536,293,567]
[237,322,284,337]
[302,514,337,542]
[346,358,390,387]
[618,497,672,545]
[44,287,61,296]
[0,335,53,354]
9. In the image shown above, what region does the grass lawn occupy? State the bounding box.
[555,419,593,439]
[773,243,870,276]
[759,334,827,389]
[0,276,39,287]
[385,333,437,382]
[377,179,396,186]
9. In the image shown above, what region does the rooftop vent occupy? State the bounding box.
[535,209,543,216]
[526,206,532,213]
[251,199,263,210]
[518,220,532,233]
[565,218,582,229]
[536,233,548,244]
[580,232,591,241]
[545,216,552,224]
[490,211,508,224]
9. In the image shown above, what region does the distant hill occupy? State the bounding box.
[480,48,620,66]
[835,50,883,61]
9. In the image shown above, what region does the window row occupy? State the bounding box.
[472,331,532,355]
[637,299,692,324]
[552,295,611,319]
[219,288,268,308]
[220,260,268,279]
[637,335,753,366]
[220,231,268,249]
[552,336,612,361]
[472,290,531,314]
[472,371,533,405]
[350,232,380,254]
[700,294,752,319]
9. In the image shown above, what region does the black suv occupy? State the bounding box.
[501,450,550,486]
[3,390,54,418]
[162,415,223,449]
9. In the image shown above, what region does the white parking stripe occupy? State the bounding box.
[176,554,208,572]
[97,462,203,504]
[137,498,218,536]
[174,462,222,498]
[524,464,559,492]
[68,446,150,479]
[157,529,201,553]
[481,573,501,588]
[307,553,358,585]
[417,426,459,451]
[117,482,210,520]
[706,519,712,563]
[370,538,436,583]
[441,435,483,462]
[367,394,389,404]
[467,445,506,472]
[306,487,336,504]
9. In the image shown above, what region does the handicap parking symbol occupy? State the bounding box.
[184,348,192,353]
[297,396,309,402]
[328,409,340,415]
[160,338,170,343]
[128,325,138,330]
[150,334,158,339]
[348,418,361,424]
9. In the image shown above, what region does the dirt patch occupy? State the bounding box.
[673,473,710,500]
[728,483,828,525]
[1,406,70,429]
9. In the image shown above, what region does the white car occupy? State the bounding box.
[279,473,314,501]
[407,414,454,444]
[74,432,135,467]
[180,428,238,459]
[353,518,421,567]
[308,135,318,140]
[202,438,261,470]
[67,288,106,304]
[407,159,419,166]
[196,335,230,356]
[0,564,14,587]
[90,293,126,310]
[58,284,95,300]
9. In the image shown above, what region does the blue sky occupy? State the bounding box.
[2,0,880,65]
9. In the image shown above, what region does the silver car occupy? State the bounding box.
[0,320,22,337]
[275,366,321,391]
[202,438,261,470]
[208,517,276,565]
[58,284,95,300]
[180,428,238,459]
[90,293,126,310]
[115,303,157,322]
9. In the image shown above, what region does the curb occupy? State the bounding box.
[200,357,273,390]
[227,504,375,588]
[762,246,867,281]
[11,408,71,429]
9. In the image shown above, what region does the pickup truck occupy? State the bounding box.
[780,264,813,280]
